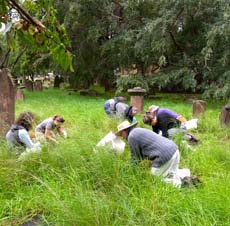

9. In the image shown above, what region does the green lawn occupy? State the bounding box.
[0,89,229,226]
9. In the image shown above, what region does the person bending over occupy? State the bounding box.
[115,120,191,187]
[143,105,198,143]
[6,112,41,155]
[103,96,126,116]
[35,115,66,143]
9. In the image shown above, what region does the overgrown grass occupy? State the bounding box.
[0,89,229,226]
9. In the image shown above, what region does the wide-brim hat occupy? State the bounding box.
[115,120,138,135]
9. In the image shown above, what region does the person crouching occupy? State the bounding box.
[115,120,191,187]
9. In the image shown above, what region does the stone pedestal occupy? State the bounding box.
[128,87,146,113]
[192,100,206,117]
[0,68,15,135]
[220,104,230,127]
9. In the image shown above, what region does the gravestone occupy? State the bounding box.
[15,88,24,101]
[219,104,230,127]
[25,79,33,91]
[0,68,15,135]
[33,80,43,91]
[128,87,146,113]
[192,100,206,117]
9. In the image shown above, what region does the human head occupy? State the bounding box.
[143,113,157,126]
[15,111,34,131]
[53,115,65,126]
[115,120,138,139]
[125,106,138,118]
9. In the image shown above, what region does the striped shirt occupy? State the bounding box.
[127,128,178,167]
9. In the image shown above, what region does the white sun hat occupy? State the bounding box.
[115,120,138,135]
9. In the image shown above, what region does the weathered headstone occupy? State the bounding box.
[25,79,33,91]
[219,104,230,127]
[192,100,206,117]
[0,68,15,135]
[128,87,146,113]
[33,80,43,91]
[15,88,24,101]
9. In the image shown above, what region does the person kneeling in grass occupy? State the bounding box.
[115,120,192,187]
[35,115,67,144]
[6,112,41,155]
[143,105,199,144]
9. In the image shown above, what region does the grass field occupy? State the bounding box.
[0,89,229,226]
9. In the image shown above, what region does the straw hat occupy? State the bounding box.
[115,120,138,135]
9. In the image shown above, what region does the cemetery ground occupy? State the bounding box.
[0,89,229,226]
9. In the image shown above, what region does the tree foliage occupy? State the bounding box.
[0,0,73,73]
[53,0,229,99]
[1,0,230,99]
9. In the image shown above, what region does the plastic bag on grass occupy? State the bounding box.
[94,131,125,154]
[184,119,198,130]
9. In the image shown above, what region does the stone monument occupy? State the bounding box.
[0,68,15,135]
[128,87,146,113]
[192,100,206,117]
[219,104,230,127]
[15,88,24,101]
[33,79,43,91]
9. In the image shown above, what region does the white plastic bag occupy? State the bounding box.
[95,131,125,154]
[184,119,198,130]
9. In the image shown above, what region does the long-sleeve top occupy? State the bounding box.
[127,128,178,167]
[152,108,180,138]
[115,102,129,118]
[6,125,40,150]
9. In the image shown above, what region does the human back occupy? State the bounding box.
[127,127,178,167]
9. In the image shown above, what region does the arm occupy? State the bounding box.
[176,115,187,123]
[57,126,67,138]
[152,125,160,134]
[45,128,58,143]
[128,136,142,163]
[18,129,37,148]
[162,109,187,123]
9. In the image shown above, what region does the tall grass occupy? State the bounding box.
[0,89,229,225]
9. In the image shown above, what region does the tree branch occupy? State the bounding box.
[11,47,27,72]
[168,31,184,53]
[8,0,46,30]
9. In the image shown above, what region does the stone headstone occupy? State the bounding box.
[0,68,15,135]
[219,104,230,127]
[192,100,206,117]
[15,88,24,101]
[25,79,33,91]
[33,80,43,91]
[128,87,146,113]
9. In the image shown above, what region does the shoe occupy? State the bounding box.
[181,176,191,188]
[190,176,202,187]
[187,134,200,145]
[181,176,202,188]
